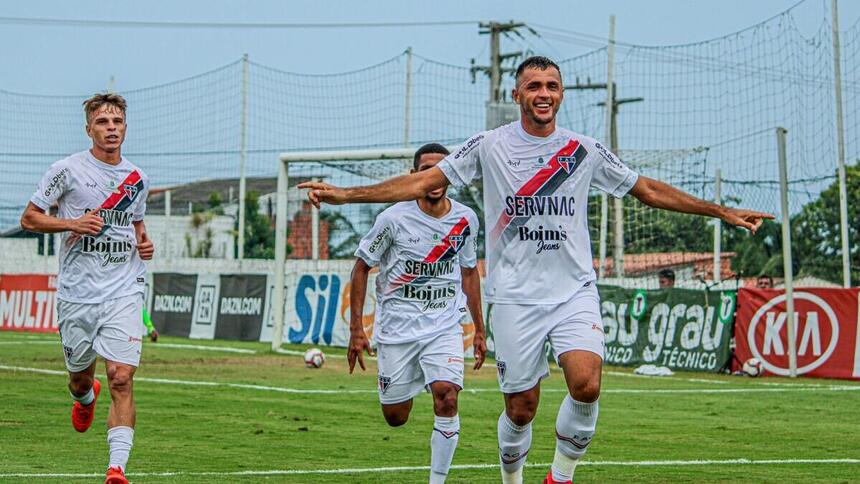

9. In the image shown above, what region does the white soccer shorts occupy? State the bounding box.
[376,329,465,405]
[491,282,604,394]
[57,293,144,372]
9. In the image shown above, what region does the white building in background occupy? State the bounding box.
[146,214,236,259]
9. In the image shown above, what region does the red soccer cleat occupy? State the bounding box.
[105,466,128,484]
[543,471,572,484]
[71,379,101,433]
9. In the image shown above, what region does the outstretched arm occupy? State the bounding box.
[629,175,774,234]
[298,167,448,208]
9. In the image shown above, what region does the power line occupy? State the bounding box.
[529,0,814,49]
[528,23,860,94]
[0,16,479,30]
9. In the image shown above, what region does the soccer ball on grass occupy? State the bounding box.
[742,357,763,377]
[304,348,326,368]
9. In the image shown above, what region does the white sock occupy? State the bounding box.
[429,471,447,484]
[430,415,459,483]
[70,387,94,406]
[498,411,531,484]
[107,426,134,472]
[552,396,598,482]
[551,448,580,483]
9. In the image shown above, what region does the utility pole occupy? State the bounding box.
[566,81,643,279]
[238,53,249,260]
[471,21,525,103]
[831,0,851,287]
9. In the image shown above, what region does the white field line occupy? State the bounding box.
[275,347,348,359]
[0,340,256,354]
[604,370,730,385]
[0,341,56,345]
[2,458,859,478]
[152,343,257,354]
[2,364,859,395]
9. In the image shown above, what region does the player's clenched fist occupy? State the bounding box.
[137,231,154,260]
[71,210,104,235]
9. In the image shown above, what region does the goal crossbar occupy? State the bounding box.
[271,147,453,350]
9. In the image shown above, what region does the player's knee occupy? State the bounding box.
[106,367,134,395]
[505,395,538,426]
[432,383,459,416]
[506,406,536,427]
[382,409,409,427]
[570,379,601,403]
[68,373,94,395]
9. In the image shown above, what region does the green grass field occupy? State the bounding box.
[1,330,859,483]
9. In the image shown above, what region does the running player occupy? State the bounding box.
[300,57,772,483]
[20,93,152,484]
[348,143,486,484]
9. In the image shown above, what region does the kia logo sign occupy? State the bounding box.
[746,292,840,376]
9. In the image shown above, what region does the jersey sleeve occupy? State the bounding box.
[458,211,480,269]
[589,139,639,198]
[354,210,396,267]
[30,161,70,211]
[133,173,149,222]
[437,133,486,188]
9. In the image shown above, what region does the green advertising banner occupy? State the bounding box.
[599,285,736,372]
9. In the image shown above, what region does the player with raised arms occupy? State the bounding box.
[300,57,772,483]
[20,93,152,484]
[348,143,486,484]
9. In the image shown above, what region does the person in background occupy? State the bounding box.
[756,274,774,289]
[658,268,676,288]
[142,307,158,342]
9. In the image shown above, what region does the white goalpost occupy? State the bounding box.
[270,147,454,351]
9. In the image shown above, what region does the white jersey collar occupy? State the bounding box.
[515,120,560,144]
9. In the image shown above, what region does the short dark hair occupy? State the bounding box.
[757,274,773,284]
[658,268,675,281]
[413,143,449,170]
[83,92,127,124]
[515,56,562,85]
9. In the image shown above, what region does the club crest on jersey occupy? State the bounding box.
[123,184,138,200]
[496,361,507,381]
[558,156,577,174]
[448,235,465,251]
[378,375,392,394]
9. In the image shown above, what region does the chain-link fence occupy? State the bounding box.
[1,1,857,286]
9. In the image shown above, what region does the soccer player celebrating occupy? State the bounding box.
[348,143,486,484]
[301,57,772,484]
[20,93,152,484]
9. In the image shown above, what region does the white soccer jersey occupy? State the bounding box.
[438,121,639,304]
[355,200,480,344]
[30,150,149,304]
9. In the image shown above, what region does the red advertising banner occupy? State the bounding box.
[735,288,860,380]
[0,274,59,333]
